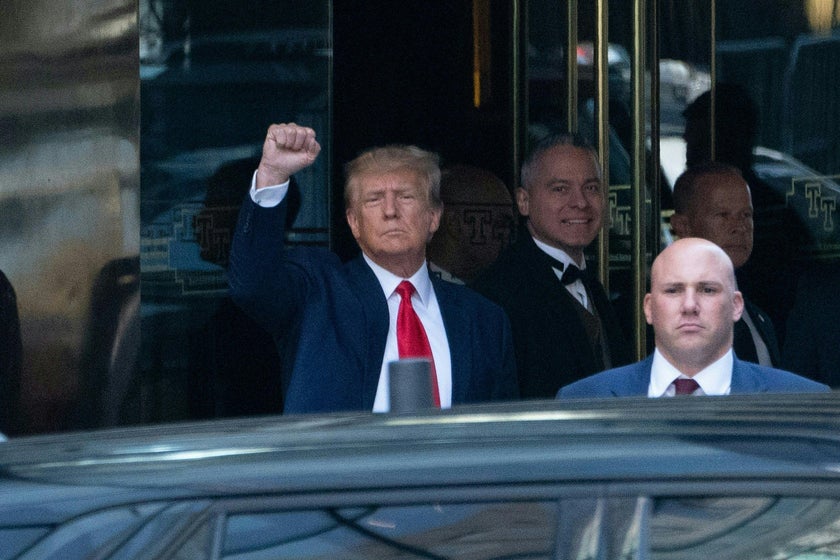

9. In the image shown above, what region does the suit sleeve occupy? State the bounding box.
[228,195,309,337]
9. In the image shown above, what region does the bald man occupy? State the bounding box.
[558,238,829,398]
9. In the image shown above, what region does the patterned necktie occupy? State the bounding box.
[395,281,440,407]
[673,378,700,395]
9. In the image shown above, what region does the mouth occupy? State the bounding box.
[677,323,703,333]
[562,218,591,225]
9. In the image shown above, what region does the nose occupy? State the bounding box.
[568,186,589,208]
[383,191,398,217]
[681,288,699,314]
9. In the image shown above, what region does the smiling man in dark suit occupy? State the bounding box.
[229,123,518,413]
[471,133,632,399]
[558,238,829,398]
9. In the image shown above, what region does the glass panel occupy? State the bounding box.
[650,497,840,559]
[526,0,660,345]
[659,0,840,387]
[138,1,331,425]
[221,502,557,560]
[15,502,168,560]
[211,495,840,559]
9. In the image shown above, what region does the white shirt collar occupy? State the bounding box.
[648,348,733,397]
[428,262,465,285]
[531,236,586,271]
[362,253,433,305]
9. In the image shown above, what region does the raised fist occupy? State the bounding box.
[256,123,321,188]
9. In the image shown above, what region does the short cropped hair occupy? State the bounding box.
[672,161,743,214]
[520,133,602,189]
[344,145,443,210]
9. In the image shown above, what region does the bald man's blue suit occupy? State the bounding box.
[558,354,830,398]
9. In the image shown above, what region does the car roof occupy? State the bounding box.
[2,394,839,496]
[4,394,839,558]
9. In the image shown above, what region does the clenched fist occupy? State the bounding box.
[256,123,322,189]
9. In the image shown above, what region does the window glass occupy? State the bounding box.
[185,496,840,559]
[138,1,331,425]
[221,502,557,559]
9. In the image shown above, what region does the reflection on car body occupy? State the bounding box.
[1,393,840,558]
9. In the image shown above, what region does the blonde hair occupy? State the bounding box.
[344,145,442,210]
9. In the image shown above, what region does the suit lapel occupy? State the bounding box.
[730,357,768,393]
[520,237,605,373]
[345,256,390,408]
[611,355,654,396]
[433,277,470,404]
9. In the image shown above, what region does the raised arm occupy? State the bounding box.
[229,123,325,336]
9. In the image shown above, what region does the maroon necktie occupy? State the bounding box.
[395,280,440,407]
[673,378,700,395]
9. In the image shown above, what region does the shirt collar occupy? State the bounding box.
[428,262,465,285]
[363,253,433,305]
[531,236,586,271]
[649,348,734,397]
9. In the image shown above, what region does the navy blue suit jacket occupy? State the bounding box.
[557,354,830,398]
[229,197,519,413]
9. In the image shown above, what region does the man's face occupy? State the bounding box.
[516,144,605,263]
[644,240,744,374]
[674,172,754,268]
[346,169,442,274]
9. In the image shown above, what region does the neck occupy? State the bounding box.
[528,228,585,266]
[368,253,427,279]
[657,345,730,378]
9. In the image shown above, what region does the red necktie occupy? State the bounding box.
[673,378,700,395]
[395,280,440,407]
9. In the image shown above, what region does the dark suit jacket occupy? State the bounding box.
[229,197,519,414]
[782,263,840,387]
[557,354,830,398]
[733,298,781,366]
[471,235,633,399]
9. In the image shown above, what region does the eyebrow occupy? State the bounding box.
[657,280,725,289]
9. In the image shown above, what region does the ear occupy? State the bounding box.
[515,187,530,217]
[427,205,442,237]
[346,208,361,240]
[670,213,690,238]
[732,290,744,322]
[643,293,654,325]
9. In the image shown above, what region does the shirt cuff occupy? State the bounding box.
[249,170,290,207]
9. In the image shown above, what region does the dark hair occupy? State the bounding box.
[672,161,743,214]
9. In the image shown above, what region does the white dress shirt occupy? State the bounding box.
[248,174,452,412]
[532,237,590,310]
[648,348,734,397]
[367,258,452,412]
